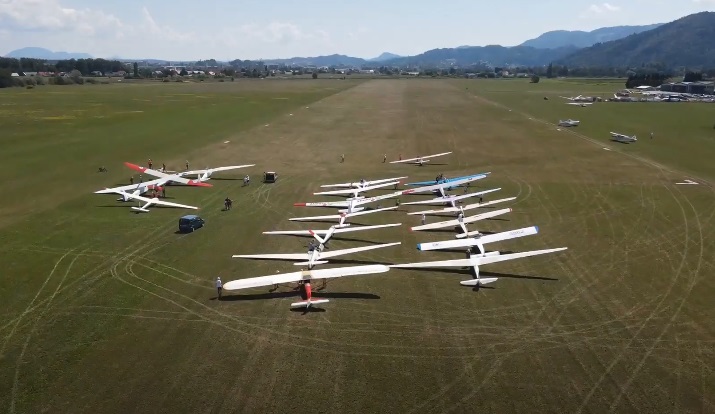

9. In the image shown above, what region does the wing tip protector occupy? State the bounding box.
[293,203,306,206]
[535,225,539,233]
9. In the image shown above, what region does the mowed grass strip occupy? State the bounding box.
[0,79,713,414]
[0,79,364,226]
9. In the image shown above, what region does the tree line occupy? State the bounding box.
[0,57,127,74]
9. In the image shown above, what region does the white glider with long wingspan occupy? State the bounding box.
[416,226,539,254]
[320,177,408,189]
[407,197,517,216]
[263,223,402,248]
[123,162,214,187]
[390,152,452,166]
[390,247,568,287]
[410,208,512,238]
[313,180,401,197]
[233,242,401,269]
[223,264,390,309]
[294,191,402,213]
[110,191,199,213]
[179,165,256,180]
[289,206,399,227]
[401,188,500,207]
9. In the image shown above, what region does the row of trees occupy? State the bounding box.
[0,57,127,74]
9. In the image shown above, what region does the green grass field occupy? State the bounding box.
[0,78,713,414]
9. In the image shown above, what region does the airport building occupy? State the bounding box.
[659,81,714,95]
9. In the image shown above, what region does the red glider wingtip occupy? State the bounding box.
[124,162,146,172]
[189,181,212,187]
[294,203,306,207]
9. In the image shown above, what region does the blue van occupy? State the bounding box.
[179,215,205,233]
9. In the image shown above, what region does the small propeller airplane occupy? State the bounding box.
[319,176,408,189]
[390,247,568,288]
[415,226,539,254]
[410,207,512,238]
[223,264,391,309]
[401,175,488,198]
[289,206,399,227]
[108,191,199,213]
[313,180,402,198]
[233,241,401,269]
[263,223,402,247]
[401,188,500,208]
[404,173,488,187]
[407,197,517,217]
[610,131,637,143]
[558,119,580,127]
[390,152,452,166]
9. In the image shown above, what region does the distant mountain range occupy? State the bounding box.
[4,47,92,60]
[558,12,715,68]
[4,13,715,68]
[519,24,663,49]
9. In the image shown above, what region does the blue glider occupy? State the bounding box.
[405,172,491,187]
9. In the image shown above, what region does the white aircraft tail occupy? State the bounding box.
[290,298,330,308]
[294,260,329,266]
[459,277,499,286]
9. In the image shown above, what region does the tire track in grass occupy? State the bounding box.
[0,249,76,357]
[606,182,708,413]
[574,173,692,414]
[8,248,84,414]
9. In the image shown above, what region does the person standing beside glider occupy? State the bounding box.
[216,277,223,299]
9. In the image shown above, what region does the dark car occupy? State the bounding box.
[179,215,205,233]
[263,171,277,183]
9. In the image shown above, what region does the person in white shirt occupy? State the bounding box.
[216,277,222,299]
[421,214,426,225]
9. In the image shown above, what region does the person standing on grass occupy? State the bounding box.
[130,176,134,185]
[216,277,222,299]
[186,160,189,171]
[421,214,426,225]
[341,154,345,163]
[148,159,153,169]
[383,154,387,163]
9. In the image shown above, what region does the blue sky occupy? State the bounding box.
[1,0,713,60]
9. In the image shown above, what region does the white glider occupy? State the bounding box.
[313,180,401,197]
[263,223,402,248]
[390,247,568,287]
[401,174,488,198]
[123,162,213,187]
[233,242,401,269]
[401,188,500,207]
[411,208,512,238]
[416,226,539,254]
[289,206,399,227]
[294,191,402,213]
[223,264,390,308]
[320,177,408,189]
[407,197,517,216]
[179,165,256,180]
[390,152,453,165]
[110,191,199,213]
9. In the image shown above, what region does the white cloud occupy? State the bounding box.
[0,0,333,60]
[584,2,621,14]
[0,0,123,35]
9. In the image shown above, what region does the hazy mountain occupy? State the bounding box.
[558,12,715,68]
[5,47,92,60]
[520,24,663,49]
[383,45,579,67]
[262,54,367,67]
[369,52,402,62]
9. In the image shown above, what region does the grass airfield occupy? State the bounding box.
[0,78,713,414]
